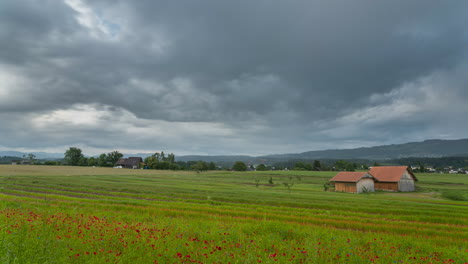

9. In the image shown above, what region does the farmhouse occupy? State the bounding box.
[368,166,417,192]
[11,159,30,165]
[329,172,375,193]
[115,157,143,169]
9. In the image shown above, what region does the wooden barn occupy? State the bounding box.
[368,166,418,192]
[115,157,143,169]
[330,172,375,193]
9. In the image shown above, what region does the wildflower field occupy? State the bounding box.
[0,165,466,263]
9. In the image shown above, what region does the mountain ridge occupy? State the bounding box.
[1,138,468,162]
[175,138,468,162]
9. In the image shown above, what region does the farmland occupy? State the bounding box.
[0,165,467,263]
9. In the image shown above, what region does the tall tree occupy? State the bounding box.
[152,152,161,162]
[208,162,216,170]
[107,151,123,165]
[98,153,107,167]
[313,160,322,171]
[345,163,355,172]
[191,161,208,172]
[232,161,247,171]
[294,162,305,170]
[79,157,88,166]
[64,147,84,166]
[167,153,175,163]
[27,153,36,164]
[88,157,97,166]
[145,154,162,168]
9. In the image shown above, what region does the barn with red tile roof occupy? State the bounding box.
[329,172,375,193]
[368,166,417,192]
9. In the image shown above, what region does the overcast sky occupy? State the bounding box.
[1,0,468,156]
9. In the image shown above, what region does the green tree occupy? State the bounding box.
[79,157,88,166]
[208,162,216,170]
[154,161,171,170]
[167,153,175,163]
[191,161,208,172]
[256,164,267,171]
[313,160,322,171]
[107,151,124,165]
[334,160,348,171]
[98,153,107,167]
[345,163,355,172]
[232,161,247,171]
[144,152,176,169]
[144,156,155,168]
[294,162,305,170]
[151,152,162,162]
[27,153,36,164]
[88,157,97,166]
[64,147,84,166]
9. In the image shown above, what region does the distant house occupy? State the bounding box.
[368,166,418,192]
[330,172,375,193]
[11,159,30,165]
[115,157,143,169]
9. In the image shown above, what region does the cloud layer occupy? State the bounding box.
[1,0,468,155]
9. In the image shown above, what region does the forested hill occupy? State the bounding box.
[270,139,468,160]
[176,139,468,162]
[174,155,252,163]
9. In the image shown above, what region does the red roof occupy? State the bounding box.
[368,166,417,182]
[330,172,372,182]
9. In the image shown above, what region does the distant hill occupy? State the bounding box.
[175,139,468,163]
[175,155,252,163]
[2,138,468,163]
[266,139,468,160]
[0,151,64,159]
[0,156,22,164]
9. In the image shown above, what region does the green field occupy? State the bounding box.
[0,165,467,263]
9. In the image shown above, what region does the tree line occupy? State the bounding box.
[60,147,220,171]
[270,159,367,171]
[63,147,125,167]
[9,147,468,172]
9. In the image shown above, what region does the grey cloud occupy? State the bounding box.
[1,0,468,154]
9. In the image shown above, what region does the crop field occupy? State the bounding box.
[0,165,467,263]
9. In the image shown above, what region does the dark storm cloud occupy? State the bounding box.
[1,0,468,155]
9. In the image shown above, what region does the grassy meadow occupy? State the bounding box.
[0,165,467,263]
